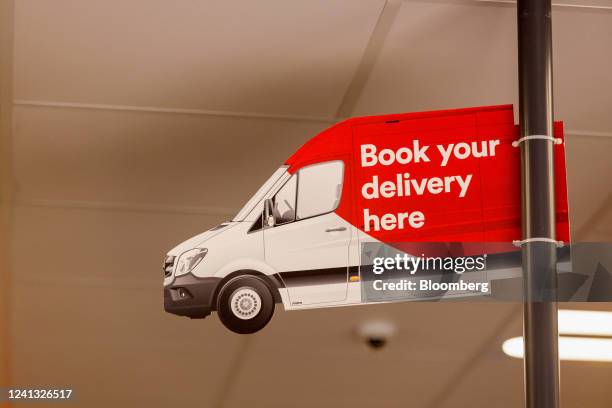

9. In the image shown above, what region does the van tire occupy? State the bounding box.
[216,275,275,334]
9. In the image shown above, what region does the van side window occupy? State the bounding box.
[296,161,344,220]
[272,175,297,225]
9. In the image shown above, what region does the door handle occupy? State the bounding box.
[325,226,347,232]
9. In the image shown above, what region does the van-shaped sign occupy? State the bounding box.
[163,105,569,333]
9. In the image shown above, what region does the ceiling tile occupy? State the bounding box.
[14,0,386,117]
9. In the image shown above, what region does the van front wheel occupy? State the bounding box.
[216,276,275,334]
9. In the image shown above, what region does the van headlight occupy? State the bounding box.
[175,248,208,277]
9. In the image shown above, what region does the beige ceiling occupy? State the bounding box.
[4,0,612,407]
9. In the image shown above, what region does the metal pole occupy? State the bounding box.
[517,1,559,408]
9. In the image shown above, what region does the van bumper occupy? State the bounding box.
[164,275,221,319]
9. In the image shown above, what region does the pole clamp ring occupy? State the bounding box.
[512,238,564,247]
[512,134,563,147]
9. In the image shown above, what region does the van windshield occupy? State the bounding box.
[233,166,288,221]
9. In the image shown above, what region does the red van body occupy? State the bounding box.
[285,104,570,255]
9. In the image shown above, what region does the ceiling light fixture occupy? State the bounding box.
[503,310,612,362]
[558,309,612,336]
[503,336,612,362]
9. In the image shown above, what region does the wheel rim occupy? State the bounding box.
[230,288,262,320]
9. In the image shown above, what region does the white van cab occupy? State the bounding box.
[163,105,569,334]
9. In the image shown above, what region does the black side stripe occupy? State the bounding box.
[276,266,357,287]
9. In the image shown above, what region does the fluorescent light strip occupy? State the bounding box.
[558,310,612,337]
[503,336,612,362]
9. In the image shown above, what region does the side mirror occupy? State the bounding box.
[264,199,275,227]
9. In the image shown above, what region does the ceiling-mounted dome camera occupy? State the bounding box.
[355,320,397,350]
[366,336,387,349]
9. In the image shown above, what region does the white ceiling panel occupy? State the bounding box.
[553,0,612,6]
[13,106,328,209]
[353,1,519,116]
[12,206,228,283]
[355,2,612,133]
[11,281,245,407]
[564,135,612,237]
[554,7,612,133]
[223,302,518,408]
[439,305,612,408]
[14,0,385,117]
